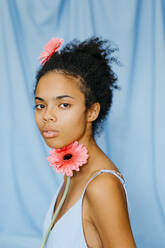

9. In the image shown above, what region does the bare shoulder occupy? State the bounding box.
[85,172,136,247]
[86,171,127,210]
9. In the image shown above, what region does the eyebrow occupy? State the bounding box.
[35,95,74,101]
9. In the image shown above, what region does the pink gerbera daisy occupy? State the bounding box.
[39,37,64,65]
[47,141,89,176]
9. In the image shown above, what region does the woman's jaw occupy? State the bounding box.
[41,121,93,150]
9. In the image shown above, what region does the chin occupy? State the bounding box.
[44,138,74,149]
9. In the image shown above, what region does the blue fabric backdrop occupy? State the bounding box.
[1,0,165,247]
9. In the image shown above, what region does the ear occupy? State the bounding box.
[87,102,100,122]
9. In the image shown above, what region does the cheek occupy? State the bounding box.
[61,109,86,132]
[35,112,42,129]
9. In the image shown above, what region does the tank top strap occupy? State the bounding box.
[81,169,125,198]
[80,169,131,217]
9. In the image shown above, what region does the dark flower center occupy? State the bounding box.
[63,153,72,160]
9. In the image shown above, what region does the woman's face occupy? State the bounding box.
[35,71,91,148]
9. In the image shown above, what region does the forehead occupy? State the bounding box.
[35,72,84,100]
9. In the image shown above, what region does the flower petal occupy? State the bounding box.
[40,38,64,65]
[47,141,88,176]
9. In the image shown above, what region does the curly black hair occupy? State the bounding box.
[34,37,119,136]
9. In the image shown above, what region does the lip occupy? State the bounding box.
[42,128,59,138]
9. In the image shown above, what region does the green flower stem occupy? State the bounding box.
[41,176,71,248]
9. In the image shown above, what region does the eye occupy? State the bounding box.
[59,103,70,109]
[34,104,45,110]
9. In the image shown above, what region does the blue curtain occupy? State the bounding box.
[1,0,165,247]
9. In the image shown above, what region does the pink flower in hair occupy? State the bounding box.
[47,141,89,177]
[39,38,64,65]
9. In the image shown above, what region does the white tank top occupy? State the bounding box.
[42,169,130,247]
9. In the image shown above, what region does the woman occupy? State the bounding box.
[34,37,136,247]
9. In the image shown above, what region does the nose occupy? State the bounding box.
[43,109,57,122]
